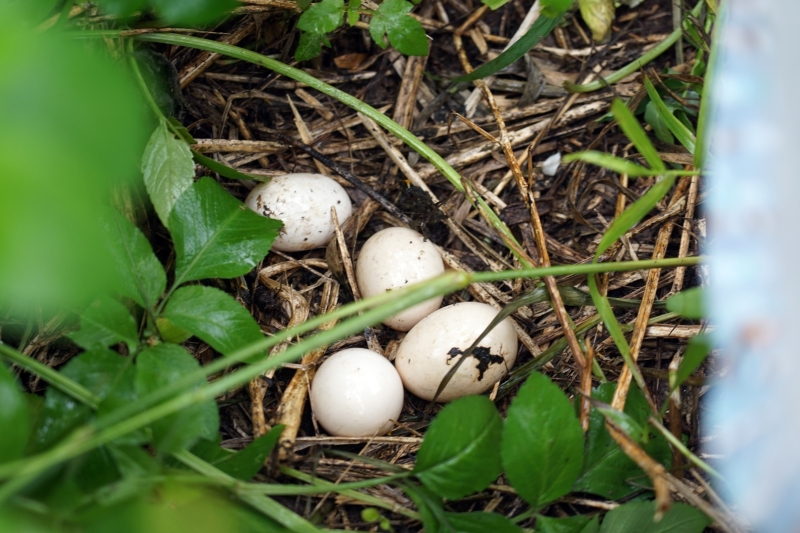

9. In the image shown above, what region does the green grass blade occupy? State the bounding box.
[644,77,696,155]
[595,175,675,257]
[563,151,657,176]
[611,99,665,172]
[192,149,269,182]
[451,14,562,83]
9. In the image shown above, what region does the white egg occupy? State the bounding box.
[356,227,445,331]
[245,173,352,252]
[394,302,518,402]
[310,348,405,437]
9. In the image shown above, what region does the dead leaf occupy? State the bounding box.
[334,53,368,70]
[579,0,615,42]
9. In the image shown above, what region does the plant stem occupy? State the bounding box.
[565,0,706,93]
[647,417,723,480]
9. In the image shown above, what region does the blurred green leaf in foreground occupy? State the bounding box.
[0,4,147,311]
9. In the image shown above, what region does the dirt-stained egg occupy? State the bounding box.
[310,348,404,437]
[356,227,445,331]
[245,173,352,252]
[394,302,518,402]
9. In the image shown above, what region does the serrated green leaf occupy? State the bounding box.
[537,514,600,533]
[150,0,238,26]
[502,371,584,507]
[453,12,563,82]
[295,31,329,61]
[369,0,429,55]
[573,383,670,500]
[414,395,502,499]
[214,425,284,480]
[106,210,167,312]
[674,334,710,390]
[136,344,218,454]
[34,349,128,451]
[599,501,710,533]
[444,512,523,533]
[297,0,345,34]
[611,99,665,172]
[68,295,139,353]
[665,287,705,319]
[0,362,30,464]
[162,285,263,357]
[644,77,696,154]
[644,101,674,145]
[578,0,615,42]
[563,151,655,176]
[595,175,675,257]
[169,177,282,286]
[141,119,195,229]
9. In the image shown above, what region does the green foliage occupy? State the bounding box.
[169,177,282,286]
[0,363,30,464]
[666,287,706,319]
[644,77,696,154]
[370,0,429,56]
[162,285,263,357]
[0,3,146,311]
[192,426,284,481]
[414,396,503,499]
[443,512,522,533]
[97,0,237,25]
[673,334,711,390]
[502,372,584,508]
[598,502,710,533]
[573,383,670,499]
[106,211,167,313]
[68,295,140,353]
[142,119,195,229]
[537,515,600,533]
[295,0,428,61]
[135,344,218,454]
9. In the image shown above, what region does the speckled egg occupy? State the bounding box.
[355,227,445,331]
[394,302,518,402]
[245,173,352,252]
[310,348,405,437]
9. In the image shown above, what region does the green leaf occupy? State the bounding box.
[414,395,503,499]
[481,0,511,10]
[295,31,329,61]
[563,151,655,176]
[214,425,284,480]
[578,0,615,41]
[135,344,218,454]
[610,99,665,172]
[598,501,710,533]
[537,515,600,533]
[191,150,265,182]
[541,0,573,17]
[162,285,263,356]
[347,0,360,25]
[644,77,696,154]
[34,349,128,451]
[141,119,195,230]
[0,362,30,463]
[106,210,167,312]
[68,295,139,353]
[573,383,670,500]
[674,334,710,390]
[443,512,523,533]
[169,177,282,285]
[150,0,238,26]
[665,287,705,319]
[502,371,583,508]
[297,0,345,34]
[403,484,443,533]
[156,317,193,344]
[453,13,562,82]
[595,175,676,257]
[644,101,674,145]
[369,0,429,56]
